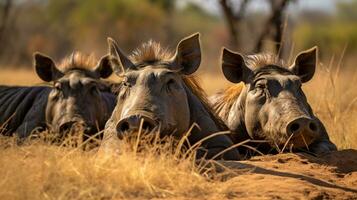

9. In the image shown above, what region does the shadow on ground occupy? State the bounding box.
[211,149,357,199]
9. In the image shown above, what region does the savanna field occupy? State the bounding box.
[0,0,357,199]
[0,50,356,199]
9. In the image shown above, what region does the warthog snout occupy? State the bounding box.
[116,115,158,138]
[58,120,96,135]
[286,117,320,147]
[59,121,77,133]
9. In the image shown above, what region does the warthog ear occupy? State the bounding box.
[170,33,201,75]
[33,52,63,82]
[289,46,317,83]
[221,48,251,83]
[94,55,113,78]
[107,37,135,75]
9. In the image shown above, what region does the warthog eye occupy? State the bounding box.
[54,82,62,91]
[123,81,131,87]
[166,78,178,92]
[296,80,302,89]
[90,85,99,94]
[253,79,267,90]
[251,79,267,97]
[122,77,132,88]
[255,82,266,90]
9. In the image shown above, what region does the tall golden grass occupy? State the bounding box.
[305,51,357,149]
[0,129,241,199]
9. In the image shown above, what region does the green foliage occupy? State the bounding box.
[46,0,167,50]
[337,0,357,22]
[293,0,357,56]
[172,3,219,36]
[294,22,357,56]
[1,0,226,65]
[149,0,175,11]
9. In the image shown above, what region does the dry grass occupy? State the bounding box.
[303,54,357,149]
[0,130,239,200]
[0,68,42,86]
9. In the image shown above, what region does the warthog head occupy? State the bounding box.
[34,52,113,135]
[102,34,240,160]
[107,34,202,138]
[220,47,327,149]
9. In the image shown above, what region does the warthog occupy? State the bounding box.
[211,47,337,155]
[101,33,240,160]
[0,52,116,139]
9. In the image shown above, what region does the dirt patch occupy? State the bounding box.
[218,149,357,199]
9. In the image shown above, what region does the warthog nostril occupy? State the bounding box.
[142,120,155,131]
[309,121,318,132]
[289,122,300,134]
[285,117,319,148]
[287,117,320,136]
[59,121,75,133]
[117,121,130,133]
[83,126,99,135]
[116,115,158,139]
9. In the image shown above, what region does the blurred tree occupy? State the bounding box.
[294,0,357,58]
[337,0,357,22]
[171,3,219,40]
[0,0,177,65]
[254,0,294,57]
[149,0,176,43]
[219,0,249,49]
[219,0,294,57]
[149,0,175,10]
[0,0,238,66]
[0,0,12,55]
[62,0,167,52]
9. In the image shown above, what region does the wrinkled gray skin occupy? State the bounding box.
[101,33,240,160]
[211,47,337,155]
[0,53,116,139]
[0,86,50,137]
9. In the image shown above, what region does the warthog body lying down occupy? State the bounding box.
[211,47,336,155]
[0,52,116,139]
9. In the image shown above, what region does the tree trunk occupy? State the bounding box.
[219,0,239,48]
[254,0,291,56]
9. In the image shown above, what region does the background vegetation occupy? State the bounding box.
[0,0,355,67]
[0,1,356,199]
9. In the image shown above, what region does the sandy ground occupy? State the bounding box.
[215,150,357,200]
